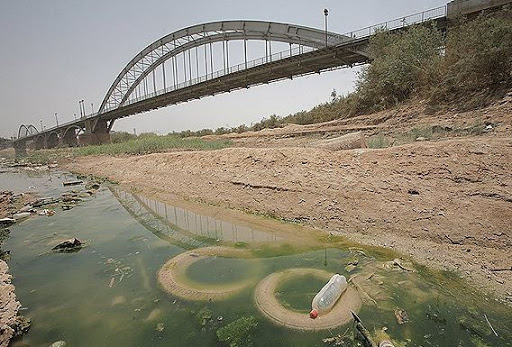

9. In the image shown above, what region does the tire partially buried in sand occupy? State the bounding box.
[157,247,257,301]
[254,268,362,331]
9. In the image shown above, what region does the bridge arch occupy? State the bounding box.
[62,125,85,147]
[46,131,60,148]
[99,21,350,113]
[18,124,38,139]
[62,125,84,139]
[34,134,46,149]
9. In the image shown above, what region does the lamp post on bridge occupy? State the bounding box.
[40,119,43,132]
[79,99,85,118]
[324,8,329,48]
[55,112,59,127]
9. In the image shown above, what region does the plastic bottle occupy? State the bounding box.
[310,274,347,319]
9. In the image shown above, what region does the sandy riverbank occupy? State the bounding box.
[63,135,512,302]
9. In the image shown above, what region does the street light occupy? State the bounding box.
[324,8,329,48]
[78,100,83,118]
[55,112,59,127]
[40,119,43,131]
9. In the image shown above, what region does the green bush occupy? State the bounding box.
[71,135,231,156]
[355,25,444,113]
[368,134,392,149]
[430,14,512,109]
[110,131,137,143]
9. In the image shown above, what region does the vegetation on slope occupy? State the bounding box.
[15,134,231,163]
[168,14,511,137]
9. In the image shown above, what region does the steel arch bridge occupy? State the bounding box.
[14,1,480,154]
[99,20,355,114]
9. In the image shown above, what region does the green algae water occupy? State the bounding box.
[1,166,511,347]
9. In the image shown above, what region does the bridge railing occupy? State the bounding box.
[112,44,317,111]
[346,5,447,39]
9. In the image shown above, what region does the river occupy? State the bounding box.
[1,165,510,346]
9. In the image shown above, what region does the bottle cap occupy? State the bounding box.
[309,309,318,319]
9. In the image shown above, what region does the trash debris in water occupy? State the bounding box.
[310,274,347,319]
[63,180,83,187]
[52,238,83,252]
[351,310,377,347]
[394,308,410,324]
[38,209,55,217]
[0,218,15,226]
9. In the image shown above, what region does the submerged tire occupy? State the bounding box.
[254,268,362,331]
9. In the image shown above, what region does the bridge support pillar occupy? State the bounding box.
[62,128,78,147]
[78,119,111,146]
[13,141,27,157]
[35,137,46,150]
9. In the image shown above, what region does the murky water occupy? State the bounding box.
[1,166,511,347]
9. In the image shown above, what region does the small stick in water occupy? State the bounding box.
[351,310,378,347]
[484,313,498,337]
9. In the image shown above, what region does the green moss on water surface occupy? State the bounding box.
[185,257,258,286]
[216,316,258,347]
[274,275,325,313]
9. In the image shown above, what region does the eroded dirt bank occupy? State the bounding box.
[0,191,31,346]
[65,136,512,301]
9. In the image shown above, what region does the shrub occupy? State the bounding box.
[430,14,512,109]
[110,131,137,143]
[355,25,444,113]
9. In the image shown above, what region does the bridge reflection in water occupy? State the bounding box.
[110,186,280,249]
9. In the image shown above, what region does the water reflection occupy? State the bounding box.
[110,186,281,247]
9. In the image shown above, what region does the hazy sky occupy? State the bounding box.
[0,0,448,138]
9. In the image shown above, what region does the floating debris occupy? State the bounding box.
[394,308,410,325]
[345,259,359,272]
[351,310,377,347]
[63,180,83,187]
[52,238,83,252]
[0,218,15,226]
[38,209,55,217]
[155,322,165,332]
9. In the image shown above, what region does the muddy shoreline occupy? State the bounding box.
[63,136,512,304]
[0,190,32,347]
